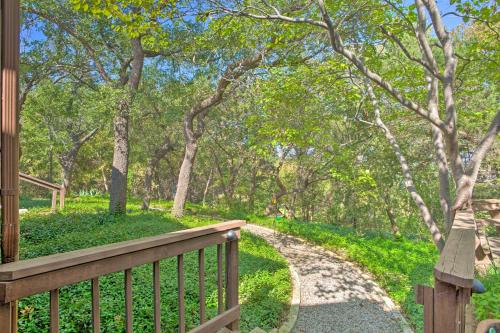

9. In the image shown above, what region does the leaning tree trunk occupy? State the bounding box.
[365,82,445,250]
[172,141,198,217]
[171,52,264,217]
[109,38,144,214]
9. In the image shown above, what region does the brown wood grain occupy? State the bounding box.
[0,220,245,281]
[225,240,239,331]
[153,261,161,333]
[92,277,100,333]
[198,248,206,324]
[188,305,240,333]
[423,285,434,333]
[434,279,458,333]
[125,269,133,333]
[0,302,12,333]
[50,289,59,333]
[178,254,185,333]
[217,243,223,315]
[434,211,475,288]
[472,199,500,212]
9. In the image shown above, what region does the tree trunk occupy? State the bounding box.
[109,38,144,214]
[367,83,445,251]
[61,163,72,193]
[428,77,453,231]
[171,53,264,217]
[48,145,54,183]
[202,168,213,207]
[109,106,130,214]
[141,136,173,210]
[172,141,198,217]
[141,161,155,210]
[376,111,444,250]
[249,164,258,210]
[101,168,109,193]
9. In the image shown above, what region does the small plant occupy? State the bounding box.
[78,188,102,197]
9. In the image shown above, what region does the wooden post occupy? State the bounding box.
[59,188,65,210]
[51,190,57,213]
[225,238,239,331]
[434,279,459,333]
[0,302,12,333]
[1,2,21,332]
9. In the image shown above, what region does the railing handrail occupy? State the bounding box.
[19,172,62,191]
[433,210,476,288]
[472,199,500,212]
[0,220,245,282]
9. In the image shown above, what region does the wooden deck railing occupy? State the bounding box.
[0,220,245,333]
[19,172,65,212]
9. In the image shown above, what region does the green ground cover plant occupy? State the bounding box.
[17,197,291,332]
[177,202,499,332]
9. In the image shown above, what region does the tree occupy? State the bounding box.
[215,0,499,250]
[21,80,108,192]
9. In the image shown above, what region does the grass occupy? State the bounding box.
[16,197,500,332]
[244,215,499,332]
[177,202,500,332]
[16,196,291,333]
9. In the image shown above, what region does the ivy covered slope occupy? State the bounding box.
[243,215,500,332]
[18,197,291,333]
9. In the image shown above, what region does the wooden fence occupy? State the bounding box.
[0,220,245,333]
[19,173,65,212]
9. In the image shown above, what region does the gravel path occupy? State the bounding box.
[243,224,413,333]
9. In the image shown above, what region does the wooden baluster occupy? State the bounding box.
[178,254,185,333]
[92,278,101,333]
[225,237,239,331]
[153,261,161,333]
[50,289,60,333]
[125,269,133,333]
[217,243,223,315]
[198,249,206,324]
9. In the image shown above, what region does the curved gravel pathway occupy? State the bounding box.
[243,224,413,333]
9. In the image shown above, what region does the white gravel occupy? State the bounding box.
[243,224,413,333]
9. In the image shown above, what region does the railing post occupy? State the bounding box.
[225,233,239,331]
[59,188,65,210]
[51,190,57,213]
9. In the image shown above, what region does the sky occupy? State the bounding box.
[22,1,465,52]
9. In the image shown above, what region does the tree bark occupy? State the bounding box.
[202,168,213,207]
[428,77,453,231]
[172,141,198,217]
[367,84,445,251]
[109,38,144,214]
